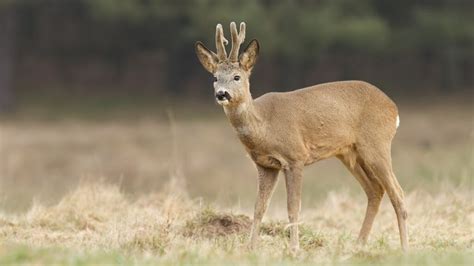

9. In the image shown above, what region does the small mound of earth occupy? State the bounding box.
[183,208,252,238]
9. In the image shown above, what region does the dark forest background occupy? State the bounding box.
[0,0,473,112]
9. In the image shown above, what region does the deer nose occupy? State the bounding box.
[215,90,231,101]
[216,91,226,100]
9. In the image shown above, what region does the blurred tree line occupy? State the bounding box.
[0,0,472,110]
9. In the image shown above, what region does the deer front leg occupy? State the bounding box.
[284,164,303,253]
[249,165,279,249]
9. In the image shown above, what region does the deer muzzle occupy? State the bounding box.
[216,90,232,102]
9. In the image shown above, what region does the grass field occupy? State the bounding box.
[0,100,472,265]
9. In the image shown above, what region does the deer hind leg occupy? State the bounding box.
[359,147,409,251]
[338,153,385,245]
[249,165,279,249]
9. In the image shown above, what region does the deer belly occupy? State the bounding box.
[304,141,353,165]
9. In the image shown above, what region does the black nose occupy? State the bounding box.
[216,91,226,100]
[216,91,231,101]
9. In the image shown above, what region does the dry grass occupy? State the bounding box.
[0,182,472,265]
[0,101,472,264]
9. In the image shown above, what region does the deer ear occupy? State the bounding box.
[195,42,218,73]
[239,39,259,72]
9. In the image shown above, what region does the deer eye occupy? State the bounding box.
[213,77,217,82]
[234,75,241,81]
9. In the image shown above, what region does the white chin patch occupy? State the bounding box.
[217,99,230,106]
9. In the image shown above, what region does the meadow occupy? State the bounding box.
[0,99,472,265]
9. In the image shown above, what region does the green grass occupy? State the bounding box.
[0,245,472,265]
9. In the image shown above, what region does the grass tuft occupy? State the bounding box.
[183,207,252,238]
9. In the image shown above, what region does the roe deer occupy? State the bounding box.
[195,22,408,252]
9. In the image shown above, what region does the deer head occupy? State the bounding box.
[195,22,259,106]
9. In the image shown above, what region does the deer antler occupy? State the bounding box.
[215,24,228,61]
[229,22,246,62]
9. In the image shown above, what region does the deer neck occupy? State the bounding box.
[223,96,263,148]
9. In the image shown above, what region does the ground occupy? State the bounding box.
[0,183,471,265]
[0,100,472,265]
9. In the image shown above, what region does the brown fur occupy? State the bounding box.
[195,22,408,252]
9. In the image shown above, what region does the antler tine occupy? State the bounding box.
[215,24,228,61]
[229,22,246,62]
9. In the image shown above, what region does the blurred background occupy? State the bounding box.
[0,0,472,213]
